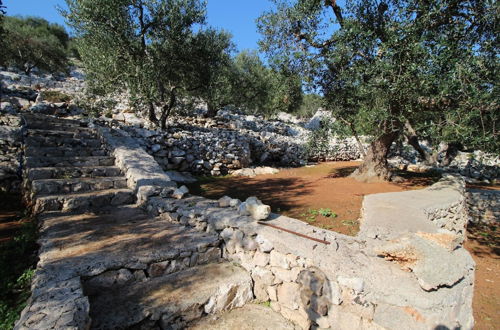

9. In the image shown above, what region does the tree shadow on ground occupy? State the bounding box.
[187,177,314,213]
[324,165,358,178]
[466,223,499,257]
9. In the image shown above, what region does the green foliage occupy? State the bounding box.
[306,117,351,160]
[0,16,69,75]
[295,93,323,118]
[63,0,234,127]
[301,207,336,223]
[0,1,6,53]
[259,0,499,154]
[0,209,37,330]
[231,50,303,117]
[318,208,336,217]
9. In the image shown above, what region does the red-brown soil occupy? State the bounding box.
[189,161,499,328]
[189,161,436,236]
[0,193,26,243]
[465,223,500,330]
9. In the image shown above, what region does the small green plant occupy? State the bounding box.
[302,208,337,223]
[259,301,271,308]
[318,208,336,218]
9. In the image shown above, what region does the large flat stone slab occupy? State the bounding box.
[88,262,253,329]
[189,304,300,330]
[359,175,468,240]
[36,206,221,282]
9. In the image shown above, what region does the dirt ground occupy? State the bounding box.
[189,161,499,329]
[465,223,500,330]
[0,193,25,244]
[189,161,435,236]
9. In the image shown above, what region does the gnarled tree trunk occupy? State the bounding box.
[205,103,217,118]
[350,131,399,182]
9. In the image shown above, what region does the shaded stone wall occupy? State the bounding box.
[0,114,22,192]
[467,189,500,225]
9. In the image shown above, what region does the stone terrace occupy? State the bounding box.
[15,113,476,330]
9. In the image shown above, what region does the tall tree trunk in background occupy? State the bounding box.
[350,131,399,182]
[404,120,432,164]
[205,103,217,118]
[441,142,462,166]
[159,88,177,130]
[148,101,158,126]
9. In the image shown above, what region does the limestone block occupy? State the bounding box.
[172,185,189,199]
[218,195,232,207]
[270,250,290,270]
[148,261,169,278]
[272,267,301,283]
[238,197,271,220]
[253,251,270,267]
[277,282,301,310]
[256,234,274,253]
[376,234,474,291]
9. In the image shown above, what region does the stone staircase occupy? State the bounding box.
[16,113,258,330]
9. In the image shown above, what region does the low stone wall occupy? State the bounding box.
[467,189,500,225]
[0,114,22,192]
[96,126,177,200]
[145,175,475,330]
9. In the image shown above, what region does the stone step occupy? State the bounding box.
[189,304,300,330]
[87,263,253,330]
[23,114,84,126]
[27,166,122,181]
[25,156,115,168]
[33,188,135,212]
[31,177,128,196]
[25,136,102,149]
[26,124,93,133]
[26,128,96,139]
[26,120,88,130]
[25,146,107,157]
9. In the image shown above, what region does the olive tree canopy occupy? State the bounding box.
[259,0,499,182]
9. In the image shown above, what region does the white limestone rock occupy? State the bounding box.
[172,185,189,199]
[238,197,271,220]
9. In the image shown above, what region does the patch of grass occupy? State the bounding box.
[342,220,358,226]
[318,208,337,218]
[259,301,271,308]
[302,208,337,224]
[42,90,72,103]
[0,210,38,330]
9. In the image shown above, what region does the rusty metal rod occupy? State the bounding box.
[257,221,331,245]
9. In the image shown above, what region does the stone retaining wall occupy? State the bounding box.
[0,114,22,192]
[145,176,475,330]
[467,189,500,225]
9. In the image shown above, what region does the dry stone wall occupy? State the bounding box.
[467,189,500,225]
[145,176,475,330]
[0,114,22,192]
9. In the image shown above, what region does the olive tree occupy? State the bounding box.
[1,16,69,75]
[231,50,303,117]
[64,0,233,128]
[259,0,498,182]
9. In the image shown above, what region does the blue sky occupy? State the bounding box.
[4,0,274,51]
